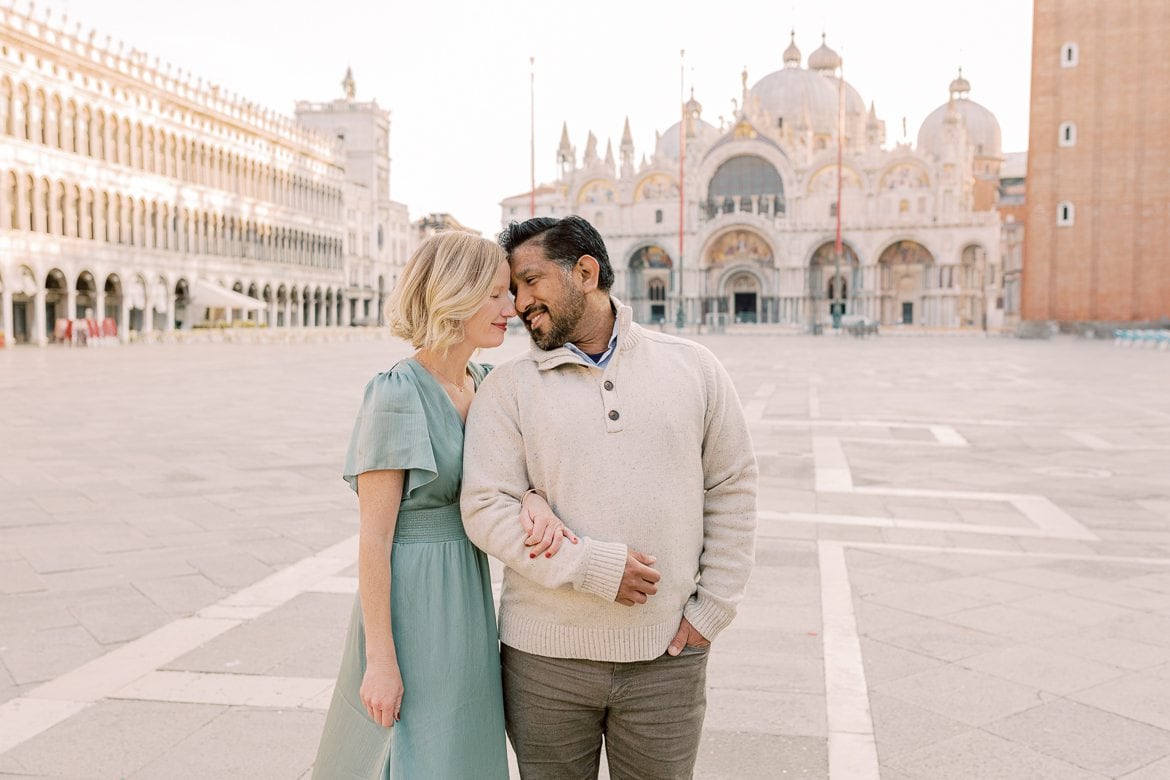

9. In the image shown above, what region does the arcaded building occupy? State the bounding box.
[503,34,1006,331]
[0,7,411,346]
[1024,0,1170,323]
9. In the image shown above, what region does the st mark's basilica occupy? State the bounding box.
[503,34,1008,331]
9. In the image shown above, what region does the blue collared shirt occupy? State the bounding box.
[564,314,620,368]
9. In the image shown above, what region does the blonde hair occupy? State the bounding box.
[389,231,506,354]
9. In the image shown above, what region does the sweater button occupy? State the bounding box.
[603,380,614,391]
[608,410,620,421]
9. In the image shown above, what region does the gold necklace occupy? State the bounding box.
[418,357,467,394]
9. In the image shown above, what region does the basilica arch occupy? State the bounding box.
[877,240,935,325]
[701,228,776,324]
[704,154,786,220]
[808,241,861,324]
[626,244,673,324]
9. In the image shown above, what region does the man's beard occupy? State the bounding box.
[523,283,587,351]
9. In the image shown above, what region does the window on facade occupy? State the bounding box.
[706,155,785,219]
[898,199,909,214]
[648,278,666,302]
[1057,201,1075,226]
[655,209,663,224]
[1061,43,1078,68]
[1059,122,1077,147]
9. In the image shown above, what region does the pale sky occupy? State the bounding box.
[59,0,1033,235]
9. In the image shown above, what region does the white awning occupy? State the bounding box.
[191,280,267,311]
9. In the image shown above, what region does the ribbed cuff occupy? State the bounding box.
[683,595,735,642]
[577,539,628,603]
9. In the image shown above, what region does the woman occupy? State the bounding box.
[313,231,574,779]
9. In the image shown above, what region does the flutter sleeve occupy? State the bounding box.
[342,369,436,497]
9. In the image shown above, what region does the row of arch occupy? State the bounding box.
[1,171,343,269]
[0,75,341,214]
[0,265,383,345]
[622,236,992,328]
[575,154,935,212]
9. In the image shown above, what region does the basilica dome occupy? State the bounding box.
[748,35,865,139]
[917,72,1002,159]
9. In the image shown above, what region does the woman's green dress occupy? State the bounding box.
[312,359,507,779]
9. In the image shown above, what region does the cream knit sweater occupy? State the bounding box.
[461,302,757,662]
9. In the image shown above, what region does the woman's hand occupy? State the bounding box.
[360,659,404,728]
[520,491,579,559]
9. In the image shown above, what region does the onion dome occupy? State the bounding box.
[808,34,841,72]
[783,30,801,69]
[917,72,1002,159]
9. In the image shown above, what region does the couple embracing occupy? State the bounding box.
[312,216,758,779]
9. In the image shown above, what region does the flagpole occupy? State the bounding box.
[529,56,536,218]
[833,52,844,328]
[677,48,686,329]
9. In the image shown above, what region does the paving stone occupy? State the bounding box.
[66,584,171,645]
[887,728,1105,779]
[1121,754,1170,779]
[131,706,324,779]
[705,689,825,737]
[934,574,1046,603]
[875,664,1049,726]
[0,624,103,685]
[959,645,1125,695]
[1031,635,1170,671]
[166,592,351,676]
[1010,591,1138,626]
[695,732,826,779]
[868,691,970,762]
[944,603,1080,640]
[1071,673,1170,731]
[133,574,229,616]
[1085,613,1170,649]
[858,638,946,686]
[185,551,274,589]
[0,559,46,595]
[0,699,224,777]
[862,583,986,618]
[869,616,1010,662]
[985,699,1170,776]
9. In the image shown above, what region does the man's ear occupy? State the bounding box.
[575,255,601,293]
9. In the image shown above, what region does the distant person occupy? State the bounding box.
[313,231,574,779]
[462,215,758,779]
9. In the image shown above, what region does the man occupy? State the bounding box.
[461,215,757,779]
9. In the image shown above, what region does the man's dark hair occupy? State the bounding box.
[498,216,614,291]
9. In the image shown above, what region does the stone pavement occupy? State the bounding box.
[1,331,1169,779]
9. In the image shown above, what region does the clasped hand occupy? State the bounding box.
[519,491,579,558]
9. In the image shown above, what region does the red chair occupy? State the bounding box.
[102,318,117,338]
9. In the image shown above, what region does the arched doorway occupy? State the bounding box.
[702,229,775,323]
[104,273,122,334]
[246,282,260,323]
[719,271,763,323]
[262,284,273,327]
[878,240,934,325]
[809,242,861,326]
[151,276,169,331]
[277,285,288,327]
[376,275,386,327]
[324,289,334,326]
[75,271,97,319]
[44,269,67,342]
[11,267,37,343]
[301,286,311,327]
[174,278,190,330]
[627,245,673,324]
[128,275,147,333]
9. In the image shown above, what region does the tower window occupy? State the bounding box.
[1057,201,1075,226]
[1061,43,1079,68]
[655,209,663,224]
[1058,122,1077,147]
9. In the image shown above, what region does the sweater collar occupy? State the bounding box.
[531,296,640,371]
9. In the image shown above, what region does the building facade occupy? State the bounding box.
[503,35,1007,331]
[0,7,410,346]
[1024,0,1170,324]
